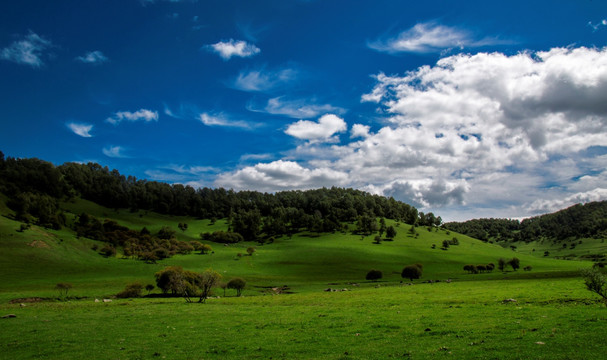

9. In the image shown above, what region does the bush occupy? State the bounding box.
[366,269,383,281]
[99,244,116,257]
[116,282,144,298]
[145,284,155,295]
[401,264,423,281]
[200,244,213,254]
[523,265,532,271]
[581,268,607,302]
[246,247,256,256]
[55,282,73,297]
[201,231,244,244]
[227,277,246,297]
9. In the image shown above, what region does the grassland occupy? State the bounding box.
[1,198,606,359]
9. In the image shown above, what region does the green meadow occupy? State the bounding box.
[1,199,606,359]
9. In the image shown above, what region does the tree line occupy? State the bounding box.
[0,152,427,239]
[444,201,607,243]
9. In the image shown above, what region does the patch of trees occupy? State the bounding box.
[581,267,607,303]
[0,153,421,241]
[154,266,242,302]
[444,201,607,243]
[463,263,495,274]
[200,231,244,244]
[74,213,195,262]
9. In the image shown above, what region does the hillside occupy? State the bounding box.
[444,202,607,261]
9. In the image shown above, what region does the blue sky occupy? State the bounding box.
[1,0,607,221]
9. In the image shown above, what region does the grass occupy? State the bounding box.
[2,278,606,359]
[1,197,606,358]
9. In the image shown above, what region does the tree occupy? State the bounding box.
[246,247,256,256]
[55,283,73,297]
[198,269,222,303]
[366,269,383,281]
[386,225,397,240]
[379,218,386,237]
[442,240,450,250]
[145,284,155,295]
[178,222,188,232]
[581,268,607,302]
[498,258,507,271]
[227,277,246,297]
[401,264,423,281]
[218,281,228,297]
[509,257,520,271]
[200,244,213,254]
[373,235,382,244]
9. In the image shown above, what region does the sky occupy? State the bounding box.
[1,0,607,221]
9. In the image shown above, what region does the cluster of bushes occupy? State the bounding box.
[442,237,459,249]
[463,263,495,273]
[200,231,244,244]
[152,266,246,302]
[74,213,197,262]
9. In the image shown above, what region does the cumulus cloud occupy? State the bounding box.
[250,97,346,119]
[285,114,347,142]
[207,39,260,60]
[526,188,607,215]
[66,122,93,137]
[199,112,258,130]
[369,21,511,54]
[215,160,349,192]
[75,50,108,64]
[211,46,607,220]
[106,109,159,125]
[0,31,52,68]
[232,66,297,92]
[102,145,127,158]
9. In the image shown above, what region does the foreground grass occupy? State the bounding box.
[1,278,606,359]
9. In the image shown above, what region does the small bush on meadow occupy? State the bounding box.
[117,282,144,298]
[366,269,383,281]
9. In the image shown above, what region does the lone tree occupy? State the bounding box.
[401,264,423,281]
[227,277,246,297]
[55,283,73,297]
[246,247,256,256]
[581,268,607,303]
[145,284,155,295]
[386,225,397,240]
[498,258,507,271]
[366,269,383,282]
[509,257,520,271]
[198,269,222,303]
[116,282,144,298]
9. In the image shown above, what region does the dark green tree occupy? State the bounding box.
[401,264,423,281]
[386,225,397,239]
[366,269,383,281]
[227,277,246,297]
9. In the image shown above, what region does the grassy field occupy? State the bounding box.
[1,198,606,359]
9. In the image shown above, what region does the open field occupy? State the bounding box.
[1,199,606,359]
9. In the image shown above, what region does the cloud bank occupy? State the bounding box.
[216,47,607,220]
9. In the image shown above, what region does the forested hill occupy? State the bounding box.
[0,151,428,232]
[444,201,607,243]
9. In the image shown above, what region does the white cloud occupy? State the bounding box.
[369,21,511,54]
[0,31,52,68]
[285,114,347,142]
[199,112,258,130]
[66,122,93,137]
[251,97,346,119]
[232,66,297,92]
[210,47,607,220]
[207,39,260,60]
[102,146,127,158]
[350,124,370,139]
[215,160,349,192]
[526,188,607,215]
[106,109,159,125]
[75,50,108,64]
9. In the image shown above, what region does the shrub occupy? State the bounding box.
[117,282,144,298]
[201,231,244,244]
[373,235,382,244]
[523,265,532,271]
[246,247,256,256]
[581,268,607,302]
[227,277,246,297]
[476,264,487,273]
[401,264,423,281]
[366,269,383,281]
[486,263,495,272]
[509,257,521,271]
[99,244,116,257]
[199,269,222,302]
[55,283,73,297]
[200,244,213,254]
